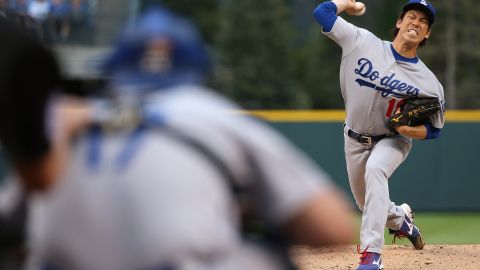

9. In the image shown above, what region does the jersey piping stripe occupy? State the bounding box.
[239,110,480,122]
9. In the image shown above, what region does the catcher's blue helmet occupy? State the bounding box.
[102,7,210,89]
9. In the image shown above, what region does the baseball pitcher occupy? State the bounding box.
[313,0,445,269]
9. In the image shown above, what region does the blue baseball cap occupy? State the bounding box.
[402,0,436,25]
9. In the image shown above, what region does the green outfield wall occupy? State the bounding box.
[1,110,478,211]
[250,110,480,211]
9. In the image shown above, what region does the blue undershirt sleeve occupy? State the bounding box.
[424,122,441,140]
[313,1,338,33]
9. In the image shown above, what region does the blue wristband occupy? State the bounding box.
[424,122,441,139]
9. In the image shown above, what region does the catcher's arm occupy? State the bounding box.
[15,97,92,192]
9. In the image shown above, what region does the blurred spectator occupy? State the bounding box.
[0,0,9,15]
[27,0,51,42]
[1,0,44,43]
[13,0,95,44]
[2,3,41,45]
[0,6,355,270]
[70,0,89,20]
[10,0,29,15]
[49,0,71,42]
[27,0,50,21]
[67,0,93,43]
[1,1,7,20]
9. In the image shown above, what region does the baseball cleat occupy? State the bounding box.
[356,247,384,270]
[389,203,425,250]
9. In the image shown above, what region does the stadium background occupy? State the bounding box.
[1,0,479,245]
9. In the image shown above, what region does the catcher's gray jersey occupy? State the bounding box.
[27,85,334,270]
[324,17,445,135]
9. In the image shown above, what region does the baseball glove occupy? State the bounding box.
[387,98,441,132]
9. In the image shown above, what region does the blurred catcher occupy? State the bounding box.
[1,6,355,270]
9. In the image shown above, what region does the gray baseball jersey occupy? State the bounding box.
[26,85,334,270]
[324,16,445,134]
[322,16,445,253]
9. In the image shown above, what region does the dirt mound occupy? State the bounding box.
[292,245,480,270]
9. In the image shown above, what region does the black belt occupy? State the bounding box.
[347,129,387,145]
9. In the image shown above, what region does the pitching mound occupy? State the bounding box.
[292,245,480,269]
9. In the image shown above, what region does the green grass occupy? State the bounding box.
[411,212,480,244]
[355,212,480,245]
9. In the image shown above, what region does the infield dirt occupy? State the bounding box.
[292,245,480,270]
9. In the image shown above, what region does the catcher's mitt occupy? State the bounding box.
[387,98,441,132]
